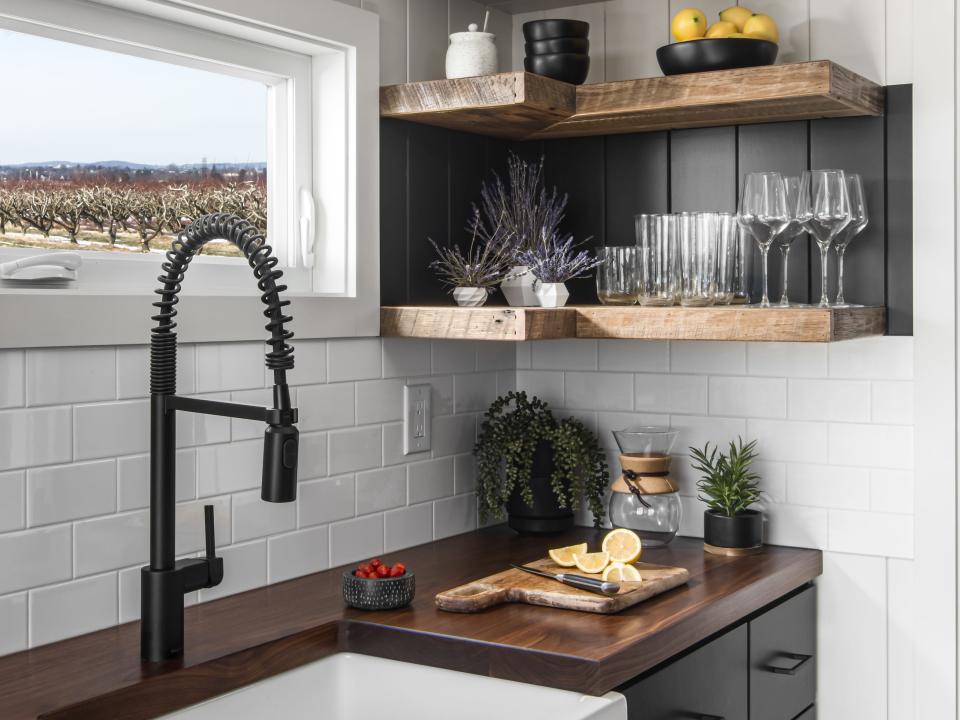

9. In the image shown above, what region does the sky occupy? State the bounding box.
[0,29,267,166]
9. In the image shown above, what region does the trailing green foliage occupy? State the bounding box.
[475,391,608,525]
[690,437,762,517]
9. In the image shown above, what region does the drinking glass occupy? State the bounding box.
[797,169,851,307]
[732,226,752,304]
[596,246,639,305]
[678,211,718,307]
[738,172,790,308]
[714,212,737,304]
[636,213,679,306]
[832,173,868,307]
[775,175,806,307]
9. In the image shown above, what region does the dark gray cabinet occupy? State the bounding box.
[619,585,816,720]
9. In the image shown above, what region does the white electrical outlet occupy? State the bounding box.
[403,384,431,455]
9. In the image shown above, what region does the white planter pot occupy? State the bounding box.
[453,287,488,307]
[445,26,498,79]
[500,265,540,307]
[535,281,570,308]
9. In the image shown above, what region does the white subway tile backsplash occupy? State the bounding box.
[434,493,477,539]
[531,340,598,371]
[233,490,296,543]
[496,369,516,396]
[29,573,117,647]
[289,340,327,386]
[829,509,914,558]
[763,503,829,549]
[74,400,148,460]
[230,388,274,440]
[828,423,913,469]
[356,466,407,515]
[328,338,382,382]
[299,475,356,527]
[0,406,72,471]
[26,347,116,407]
[268,526,329,583]
[330,514,384,567]
[787,379,871,422]
[870,469,913,514]
[0,593,27,655]
[786,464,870,510]
[197,439,262,496]
[299,432,328,480]
[709,376,786,418]
[871,381,914,424]
[187,393,231,446]
[453,372,498,414]
[748,419,828,463]
[328,426,382,474]
[176,497,231,554]
[515,343,532,370]
[356,379,404,424]
[432,414,476,457]
[27,459,116,526]
[454,453,476,494]
[515,370,564,407]
[385,503,433,552]
[116,449,195,512]
[116,345,195,399]
[747,342,828,378]
[0,471,24,532]
[75,511,148,576]
[671,341,745,375]
[672,416,747,456]
[382,422,410,466]
[636,374,708,415]
[382,339,431,378]
[566,372,633,411]
[413,375,453,416]
[597,340,669,373]
[432,342,477,374]
[829,336,913,380]
[408,456,455,503]
[0,351,24,408]
[195,343,264,393]
[297,383,355,431]
[0,525,72,594]
[476,343,516,372]
[198,540,266,601]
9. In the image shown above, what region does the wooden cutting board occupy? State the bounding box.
[435,557,690,614]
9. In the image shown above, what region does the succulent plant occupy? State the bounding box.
[516,233,603,283]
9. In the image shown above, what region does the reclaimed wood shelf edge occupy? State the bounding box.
[380,305,887,342]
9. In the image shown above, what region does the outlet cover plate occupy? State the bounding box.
[403,384,431,455]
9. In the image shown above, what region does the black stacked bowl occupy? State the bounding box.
[523,19,590,85]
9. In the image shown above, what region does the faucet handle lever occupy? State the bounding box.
[204,504,216,561]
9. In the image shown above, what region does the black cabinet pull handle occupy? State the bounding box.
[697,715,725,720]
[765,652,813,675]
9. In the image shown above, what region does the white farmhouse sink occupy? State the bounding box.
[159,652,627,720]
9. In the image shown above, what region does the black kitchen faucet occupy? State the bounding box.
[141,213,298,662]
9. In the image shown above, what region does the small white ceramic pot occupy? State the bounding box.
[535,281,570,308]
[445,24,498,79]
[500,265,540,307]
[453,286,488,307]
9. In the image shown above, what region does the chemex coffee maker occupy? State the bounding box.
[609,426,682,548]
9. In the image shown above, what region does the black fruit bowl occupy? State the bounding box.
[342,570,415,610]
[525,37,589,55]
[524,53,590,85]
[656,38,778,76]
[523,19,589,42]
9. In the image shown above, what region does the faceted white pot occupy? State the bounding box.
[453,287,488,307]
[535,281,570,308]
[500,265,539,307]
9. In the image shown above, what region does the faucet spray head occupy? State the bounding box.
[262,382,298,503]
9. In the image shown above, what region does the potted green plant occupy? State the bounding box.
[475,391,608,534]
[428,209,512,307]
[690,437,764,554]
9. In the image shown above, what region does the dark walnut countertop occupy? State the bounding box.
[0,527,822,720]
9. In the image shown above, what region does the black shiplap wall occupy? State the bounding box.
[381,84,913,335]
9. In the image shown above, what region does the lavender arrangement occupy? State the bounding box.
[429,210,512,292]
[517,233,603,284]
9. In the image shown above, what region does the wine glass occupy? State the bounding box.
[775,176,806,307]
[832,173,868,307]
[737,172,790,308]
[797,169,851,308]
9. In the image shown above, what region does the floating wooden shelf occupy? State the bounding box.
[380,305,886,343]
[380,61,884,140]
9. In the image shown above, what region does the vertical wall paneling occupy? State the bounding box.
[407,0,449,82]
[809,0,885,84]
[737,122,811,304]
[885,84,913,336]
[670,127,737,213]
[407,123,450,303]
[604,133,670,246]
[447,130,488,249]
[604,0,669,81]
[380,120,409,305]
[810,115,886,307]
[887,557,917,720]
[746,0,811,64]
[362,0,408,85]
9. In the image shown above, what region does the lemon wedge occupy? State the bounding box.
[548,542,588,568]
[573,551,610,574]
[603,562,642,583]
[602,528,643,564]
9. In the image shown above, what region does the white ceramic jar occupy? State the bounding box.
[445,24,498,79]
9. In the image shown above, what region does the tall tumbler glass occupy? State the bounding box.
[596,246,639,305]
[636,213,679,306]
[678,211,718,307]
[732,226,752,304]
[714,212,738,304]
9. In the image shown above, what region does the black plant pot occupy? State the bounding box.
[703,509,763,549]
[505,440,574,535]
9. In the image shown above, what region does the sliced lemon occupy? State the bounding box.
[548,542,589,568]
[603,562,643,583]
[602,528,643,564]
[573,551,610,574]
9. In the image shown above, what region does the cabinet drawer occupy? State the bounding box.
[620,624,748,720]
[750,586,817,720]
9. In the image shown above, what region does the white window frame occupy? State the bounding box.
[0,0,379,346]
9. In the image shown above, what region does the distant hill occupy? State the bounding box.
[1,160,267,171]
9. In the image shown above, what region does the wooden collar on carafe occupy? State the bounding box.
[611,453,679,494]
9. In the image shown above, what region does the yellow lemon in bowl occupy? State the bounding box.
[705,20,738,38]
[602,528,643,564]
[743,13,779,43]
[719,6,753,32]
[671,8,708,42]
[548,542,588,568]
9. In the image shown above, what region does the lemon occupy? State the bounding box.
[743,13,779,43]
[603,562,643,583]
[718,6,753,32]
[602,528,643,564]
[548,542,588,568]
[573,551,611,574]
[705,20,738,38]
[671,8,707,42]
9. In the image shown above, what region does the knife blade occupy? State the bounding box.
[510,564,620,596]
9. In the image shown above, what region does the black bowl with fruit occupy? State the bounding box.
[343,558,415,610]
[656,37,778,75]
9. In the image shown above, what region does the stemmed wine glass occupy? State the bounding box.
[738,172,790,308]
[775,176,805,307]
[832,173,868,307]
[797,169,851,308]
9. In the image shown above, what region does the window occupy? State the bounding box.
[0,0,379,345]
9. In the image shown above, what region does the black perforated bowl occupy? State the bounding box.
[656,38,778,75]
[342,570,415,610]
